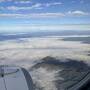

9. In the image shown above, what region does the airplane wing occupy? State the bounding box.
[0,65,34,90]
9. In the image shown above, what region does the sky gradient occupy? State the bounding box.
[0,0,90,32]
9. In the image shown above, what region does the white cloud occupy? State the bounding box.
[44,2,62,7]
[0,1,62,10]
[31,3,42,9]
[67,10,89,16]
[0,13,65,18]
[0,0,13,2]
[0,10,89,19]
[7,6,18,10]
[0,0,31,3]
[15,0,31,4]
[32,2,62,9]
[30,13,64,18]
[5,3,43,10]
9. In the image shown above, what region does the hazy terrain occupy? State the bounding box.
[0,30,90,90]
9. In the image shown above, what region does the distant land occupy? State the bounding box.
[63,36,90,44]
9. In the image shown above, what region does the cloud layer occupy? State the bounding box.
[0,1,62,10]
[0,11,89,19]
[0,36,90,68]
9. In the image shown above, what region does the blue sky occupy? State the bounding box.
[0,0,90,32]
